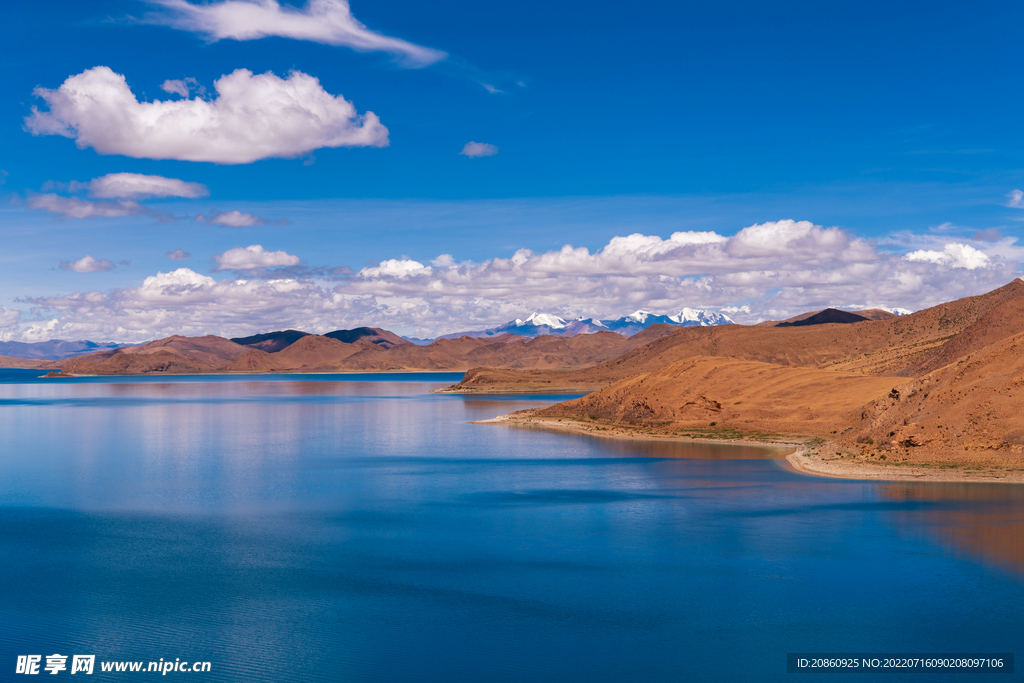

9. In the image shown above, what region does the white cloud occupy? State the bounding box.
[81,173,208,199]
[214,245,301,270]
[461,141,498,158]
[8,220,1019,342]
[60,255,116,273]
[332,221,1013,330]
[903,243,990,270]
[0,307,21,328]
[198,210,267,227]
[29,194,145,219]
[167,248,191,260]
[161,79,190,97]
[1009,189,1024,208]
[25,66,388,164]
[358,258,432,278]
[481,83,503,94]
[147,0,446,68]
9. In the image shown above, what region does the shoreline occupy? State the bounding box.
[473,412,802,454]
[785,450,1024,484]
[38,369,467,379]
[432,385,598,395]
[479,413,1024,484]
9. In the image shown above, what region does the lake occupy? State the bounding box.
[0,370,1020,681]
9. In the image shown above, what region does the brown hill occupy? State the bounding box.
[451,280,1024,392]
[856,308,901,321]
[248,335,370,371]
[54,349,211,375]
[0,355,49,369]
[44,323,681,376]
[231,329,310,353]
[526,324,1024,470]
[533,356,909,437]
[326,326,681,373]
[221,348,277,372]
[47,335,250,375]
[120,335,249,365]
[465,280,1024,475]
[324,327,408,349]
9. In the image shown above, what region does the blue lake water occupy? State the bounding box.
[0,369,1021,681]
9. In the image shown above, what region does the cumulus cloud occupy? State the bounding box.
[0,307,21,328]
[80,173,208,199]
[460,141,498,158]
[24,66,388,164]
[332,221,1014,330]
[903,243,990,270]
[29,194,146,219]
[1009,189,1024,208]
[9,220,1020,342]
[214,245,301,270]
[146,0,446,67]
[167,248,191,260]
[197,210,267,227]
[359,258,432,278]
[60,255,117,273]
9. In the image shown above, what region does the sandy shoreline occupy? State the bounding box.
[40,369,465,379]
[473,413,802,453]
[479,413,1024,484]
[785,450,1024,483]
[432,385,599,395]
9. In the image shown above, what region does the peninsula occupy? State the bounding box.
[446,281,1024,483]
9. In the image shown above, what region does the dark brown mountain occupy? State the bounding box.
[231,330,311,353]
[324,327,409,349]
[759,308,896,327]
[776,308,870,326]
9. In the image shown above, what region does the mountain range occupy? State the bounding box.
[406,308,736,344]
[1,306,908,361]
[37,324,681,376]
[0,339,129,361]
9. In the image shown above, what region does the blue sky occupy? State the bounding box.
[1,0,1022,341]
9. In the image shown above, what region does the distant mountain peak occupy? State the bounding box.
[428,306,734,341]
[522,312,567,329]
[625,310,652,323]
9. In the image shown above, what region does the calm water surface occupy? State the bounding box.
[0,370,1021,681]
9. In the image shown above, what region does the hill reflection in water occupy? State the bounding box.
[879,482,1024,578]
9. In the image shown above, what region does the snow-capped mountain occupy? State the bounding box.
[602,309,733,335]
[517,312,567,329]
[434,312,604,340]
[423,307,733,342]
[673,307,733,326]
